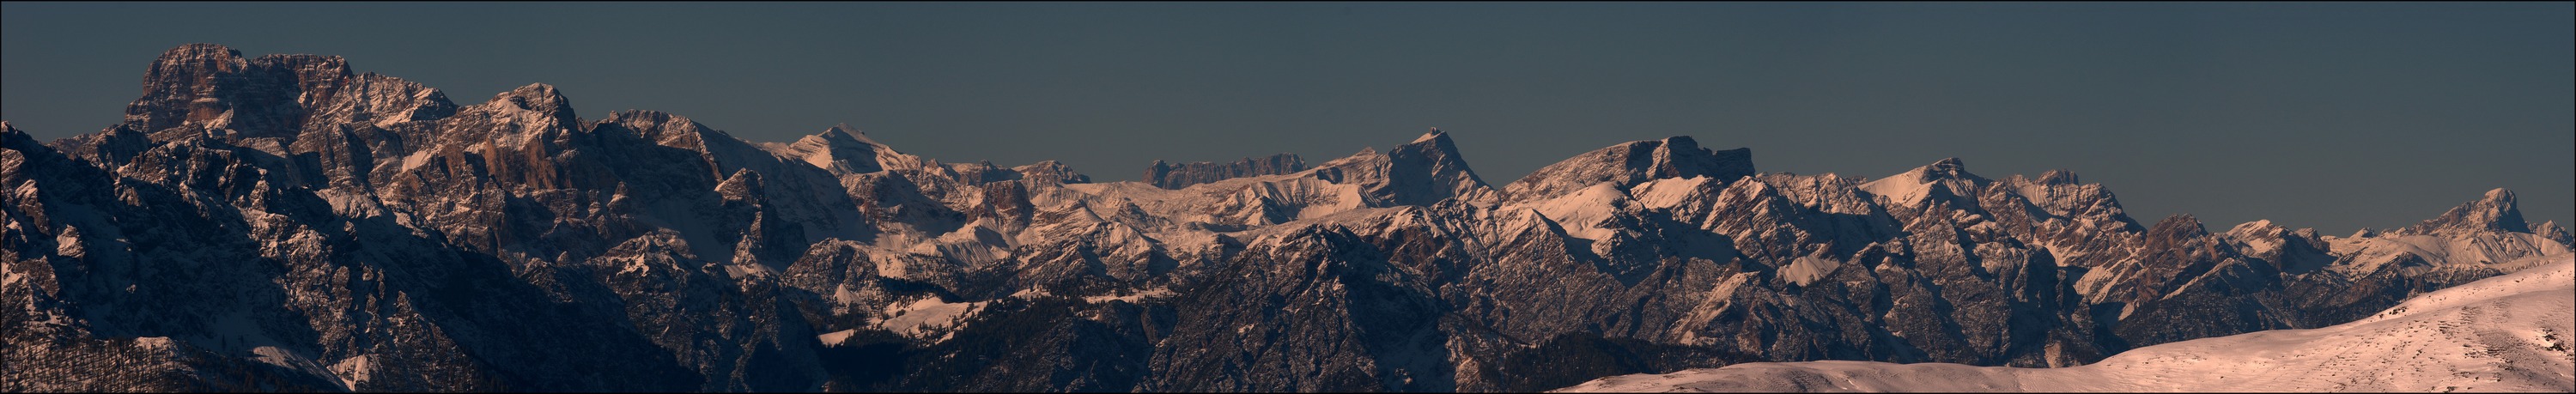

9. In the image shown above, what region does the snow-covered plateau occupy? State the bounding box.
[1557,256,2576,392]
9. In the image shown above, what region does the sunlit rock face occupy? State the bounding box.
[5,44,2567,392]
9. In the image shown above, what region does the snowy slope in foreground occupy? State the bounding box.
[1557,256,2576,392]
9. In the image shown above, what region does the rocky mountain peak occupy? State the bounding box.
[2404,188,2529,234]
[3,121,55,155]
[2,122,28,150]
[609,111,743,157]
[1856,157,1991,208]
[1914,157,1981,181]
[252,54,354,84]
[2227,219,2281,236]
[494,83,577,123]
[2035,169,2080,185]
[1413,127,1448,143]
[2148,213,2211,240]
[1395,128,1466,161]
[101,45,455,161]
[2535,221,2573,245]
[1378,126,1492,204]
[1012,160,1091,185]
[126,44,252,135]
[788,123,878,151]
[766,123,927,175]
[1659,135,1700,152]
[1503,136,1754,201]
[147,43,250,79]
[822,123,877,145]
[120,45,391,144]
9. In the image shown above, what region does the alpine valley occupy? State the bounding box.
[5,45,2568,392]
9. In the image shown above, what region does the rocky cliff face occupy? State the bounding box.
[5,45,2567,392]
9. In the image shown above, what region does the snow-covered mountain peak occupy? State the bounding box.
[795,123,878,150]
[822,122,878,144]
[1398,127,1467,157]
[2226,219,2280,235]
[1503,136,1753,202]
[1012,160,1091,185]
[762,123,927,175]
[1914,157,1979,180]
[1856,157,1990,208]
[2403,188,2530,235]
[1378,125,1492,204]
[605,110,717,142]
[491,83,577,122]
[2537,221,2573,245]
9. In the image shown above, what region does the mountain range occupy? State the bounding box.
[4,44,2567,391]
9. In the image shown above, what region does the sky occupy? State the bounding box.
[4,2,2569,234]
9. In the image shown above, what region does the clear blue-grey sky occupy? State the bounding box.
[4,2,2569,234]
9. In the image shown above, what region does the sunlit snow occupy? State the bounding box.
[1557,256,2576,392]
